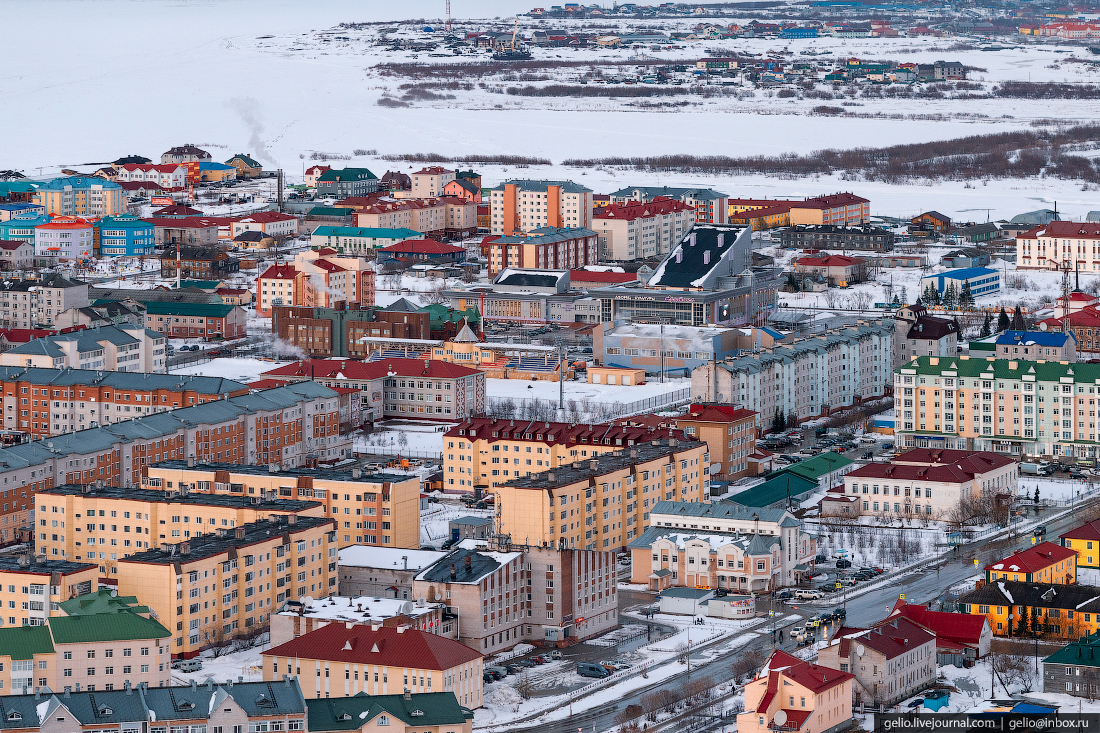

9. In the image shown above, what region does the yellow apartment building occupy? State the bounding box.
[117,514,336,659]
[0,554,99,627]
[34,483,325,575]
[443,417,683,494]
[494,437,708,552]
[984,542,1077,585]
[738,649,854,733]
[142,461,421,549]
[263,622,484,708]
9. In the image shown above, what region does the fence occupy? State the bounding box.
[353,444,443,460]
[487,387,692,423]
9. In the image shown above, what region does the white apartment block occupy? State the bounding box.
[489,179,594,236]
[592,197,693,260]
[115,164,188,189]
[0,324,166,373]
[1017,221,1100,271]
[411,167,456,198]
[691,323,894,426]
[0,274,89,329]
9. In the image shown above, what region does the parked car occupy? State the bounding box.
[794,589,823,600]
[577,662,610,679]
[836,559,852,569]
[550,650,562,660]
[172,659,203,672]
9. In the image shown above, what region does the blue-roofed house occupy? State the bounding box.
[995,330,1076,361]
[0,213,51,245]
[95,214,155,257]
[198,161,237,183]
[920,267,1000,299]
[31,176,127,217]
[0,202,44,222]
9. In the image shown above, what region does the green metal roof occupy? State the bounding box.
[144,301,238,317]
[49,613,170,644]
[420,303,480,326]
[1045,630,1100,668]
[768,451,854,483]
[317,168,377,182]
[59,589,149,616]
[728,472,818,508]
[312,227,420,239]
[227,154,261,168]
[305,692,472,730]
[897,354,1091,383]
[0,624,54,660]
[306,207,355,217]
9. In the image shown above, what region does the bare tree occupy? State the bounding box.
[675,641,690,665]
[420,277,448,306]
[852,291,873,311]
[515,673,534,701]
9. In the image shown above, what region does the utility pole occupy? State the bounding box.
[558,341,565,415]
[659,321,665,384]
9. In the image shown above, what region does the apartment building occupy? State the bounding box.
[0,554,99,625]
[985,542,1076,585]
[309,227,421,257]
[835,449,1017,519]
[494,437,709,552]
[788,192,870,226]
[413,544,617,653]
[232,211,298,238]
[609,186,730,225]
[893,303,959,367]
[674,406,758,481]
[593,197,694,260]
[115,164,188,189]
[0,609,171,694]
[693,323,894,427]
[0,366,247,439]
[337,546,447,599]
[818,617,936,707]
[144,302,247,340]
[411,167,456,198]
[316,168,380,198]
[143,462,422,550]
[271,594,452,646]
[160,144,211,164]
[1017,221,1100,270]
[482,226,598,276]
[596,322,740,377]
[958,579,1100,638]
[272,304,431,358]
[119,514,336,658]
[737,650,853,733]
[263,622,483,707]
[0,273,89,329]
[993,331,1077,361]
[441,416,682,493]
[31,177,127,218]
[489,179,593,236]
[778,224,895,252]
[35,216,94,261]
[1,324,167,373]
[261,358,486,423]
[1060,518,1100,569]
[34,483,325,572]
[352,199,446,238]
[893,355,1100,458]
[0,381,349,543]
[259,250,374,319]
[158,245,239,278]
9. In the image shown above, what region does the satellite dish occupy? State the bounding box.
[774,711,788,726]
[434,593,442,601]
[302,596,315,607]
[856,644,865,657]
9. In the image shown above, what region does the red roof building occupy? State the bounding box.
[739,650,854,733]
[152,204,202,218]
[262,622,484,707]
[985,541,1076,584]
[1017,221,1100,270]
[818,617,936,705]
[379,238,467,263]
[568,269,638,288]
[885,600,992,658]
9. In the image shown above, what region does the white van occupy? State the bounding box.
[794,590,824,600]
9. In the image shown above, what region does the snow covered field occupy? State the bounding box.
[171,357,290,383]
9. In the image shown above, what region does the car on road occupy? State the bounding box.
[794,589,823,600]
[832,607,847,619]
[1034,525,1047,537]
[779,454,802,463]
[790,625,806,636]
[836,559,852,569]
[859,436,876,443]
[577,662,610,679]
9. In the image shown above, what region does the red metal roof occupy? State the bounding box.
[447,416,680,446]
[800,192,869,208]
[594,196,693,221]
[678,406,757,424]
[888,600,988,646]
[756,649,853,696]
[985,541,1076,574]
[568,269,637,283]
[380,239,465,255]
[263,621,482,670]
[152,205,202,217]
[794,254,865,267]
[1061,518,1100,543]
[847,451,1013,483]
[235,211,297,223]
[1017,221,1100,240]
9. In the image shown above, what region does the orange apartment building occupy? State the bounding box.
[488,179,594,236]
[674,405,758,482]
[738,650,854,733]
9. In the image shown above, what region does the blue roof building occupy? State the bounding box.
[0,213,51,245]
[993,330,1076,361]
[0,203,44,221]
[95,214,155,257]
[779,27,818,38]
[920,267,1000,298]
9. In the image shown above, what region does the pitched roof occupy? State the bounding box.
[793,254,865,267]
[1044,629,1100,668]
[829,616,935,660]
[227,154,262,168]
[380,239,466,255]
[594,196,693,221]
[728,472,819,508]
[1062,518,1100,543]
[0,624,53,660]
[887,600,988,646]
[263,622,482,670]
[318,168,378,182]
[1017,221,1100,240]
[261,358,482,381]
[959,581,1100,615]
[985,542,1076,574]
[48,613,171,644]
[845,453,1013,484]
[995,330,1072,347]
[260,264,298,280]
[143,301,238,317]
[905,315,957,340]
[415,547,522,584]
[305,692,472,730]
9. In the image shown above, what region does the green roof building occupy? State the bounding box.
[728,472,818,508]
[767,451,854,488]
[59,588,150,616]
[309,226,422,256]
[306,692,473,732]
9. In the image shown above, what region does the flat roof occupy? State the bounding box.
[279,595,441,622]
[38,484,322,512]
[121,515,334,565]
[338,545,447,571]
[499,438,706,491]
[150,460,417,485]
[0,555,97,575]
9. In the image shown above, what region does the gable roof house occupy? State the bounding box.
[226,153,262,179]
[737,650,854,733]
[818,617,936,706]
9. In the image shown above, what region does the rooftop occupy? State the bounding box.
[264,621,482,670]
[151,459,418,486]
[415,547,523,585]
[985,542,1076,574]
[121,515,334,565]
[338,546,446,571]
[39,483,322,512]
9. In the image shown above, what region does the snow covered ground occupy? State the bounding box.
[420,502,493,547]
[171,357,291,383]
[356,420,454,458]
[487,376,691,413]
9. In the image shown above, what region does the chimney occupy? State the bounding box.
[288,514,297,525]
[703,250,710,265]
[191,679,197,691]
[464,555,472,571]
[180,542,190,555]
[403,688,412,701]
[450,564,456,580]
[689,233,696,247]
[235,527,245,539]
[548,472,556,483]
[187,457,194,468]
[589,459,598,472]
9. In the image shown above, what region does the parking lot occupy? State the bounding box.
[759,428,895,466]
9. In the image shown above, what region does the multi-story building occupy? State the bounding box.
[377,238,465,263]
[440,416,682,494]
[788,192,870,226]
[411,167,456,198]
[833,449,1017,519]
[142,462,422,550]
[0,273,89,329]
[920,267,1001,299]
[1060,518,1100,569]
[609,186,729,225]
[792,254,868,287]
[481,227,597,276]
[818,617,936,706]
[893,303,959,367]
[0,213,52,247]
[256,252,374,318]
[1043,631,1100,698]
[231,211,298,238]
[34,482,325,569]
[309,226,421,257]
[305,164,331,187]
[985,541,1076,585]
[778,224,895,252]
[0,324,167,373]
[590,224,780,328]
[413,544,617,653]
[0,604,171,694]
[114,164,188,189]
[693,323,894,426]
[349,199,447,238]
[225,153,262,179]
[257,264,308,318]
[958,579,1100,638]
[144,302,247,340]
[443,197,479,238]
[629,510,817,592]
[271,304,431,358]
[263,622,483,707]
[592,197,693,260]
[489,179,593,235]
[96,214,156,257]
[493,437,709,552]
[160,144,211,164]
[0,239,36,270]
[992,331,1077,361]
[595,322,739,377]
[271,594,453,646]
[674,405,758,481]
[892,355,1100,457]
[443,271,602,326]
[159,246,239,279]
[0,381,350,542]
[737,650,853,733]
[0,554,99,624]
[261,358,486,423]
[119,514,336,658]
[337,546,447,599]
[150,218,220,248]
[316,168,380,198]
[34,216,94,261]
[1017,220,1100,271]
[31,177,127,218]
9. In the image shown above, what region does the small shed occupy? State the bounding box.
[658,587,714,616]
[588,366,646,386]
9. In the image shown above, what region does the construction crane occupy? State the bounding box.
[445,0,452,33]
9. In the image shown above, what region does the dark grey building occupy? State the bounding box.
[315,167,380,198]
[778,224,895,252]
